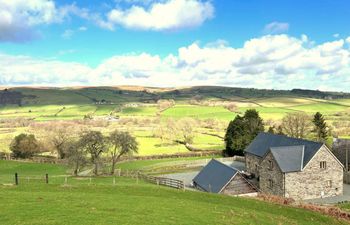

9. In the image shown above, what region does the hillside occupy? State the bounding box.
[0,160,347,225]
[1,86,350,106]
[0,86,350,156]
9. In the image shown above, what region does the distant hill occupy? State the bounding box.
[0,86,349,106]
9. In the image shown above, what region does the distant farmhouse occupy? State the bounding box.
[193,159,256,195]
[245,133,343,200]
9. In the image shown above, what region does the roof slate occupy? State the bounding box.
[192,159,238,193]
[244,132,323,168]
[270,145,304,172]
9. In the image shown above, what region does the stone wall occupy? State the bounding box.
[284,146,343,200]
[222,174,256,195]
[259,151,285,196]
[245,153,261,177]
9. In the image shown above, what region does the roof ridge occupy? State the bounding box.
[211,158,239,172]
[260,132,322,145]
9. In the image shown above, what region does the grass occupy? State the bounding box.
[0,160,347,225]
[162,105,235,120]
[0,160,68,184]
[115,156,217,171]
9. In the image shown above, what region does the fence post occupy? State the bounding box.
[64,176,68,185]
[113,177,116,186]
[15,173,18,185]
[45,174,49,184]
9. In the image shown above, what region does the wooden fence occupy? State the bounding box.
[139,173,185,189]
[117,169,184,190]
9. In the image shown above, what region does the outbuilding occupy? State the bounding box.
[193,159,256,195]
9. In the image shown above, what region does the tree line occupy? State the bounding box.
[224,110,329,156]
[10,129,138,176]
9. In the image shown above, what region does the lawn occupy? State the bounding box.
[0,160,346,225]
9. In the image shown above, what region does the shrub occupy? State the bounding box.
[10,133,40,158]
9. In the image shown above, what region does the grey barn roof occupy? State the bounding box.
[270,145,304,172]
[245,132,323,168]
[193,159,238,193]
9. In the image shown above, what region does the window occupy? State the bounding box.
[320,161,327,169]
[268,160,273,170]
[326,180,332,188]
[268,179,273,188]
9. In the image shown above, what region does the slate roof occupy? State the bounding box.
[270,145,304,172]
[245,132,323,168]
[192,159,238,193]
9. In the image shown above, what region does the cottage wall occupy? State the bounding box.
[259,152,285,196]
[245,153,261,177]
[284,146,343,200]
[222,174,256,195]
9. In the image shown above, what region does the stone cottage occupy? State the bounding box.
[245,132,343,200]
[193,159,256,195]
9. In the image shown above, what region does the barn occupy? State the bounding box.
[192,159,257,195]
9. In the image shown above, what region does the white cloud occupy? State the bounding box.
[61,26,88,39]
[78,26,87,31]
[104,0,214,31]
[1,35,350,91]
[61,29,74,39]
[333,33,340,38]
[0,0,91,42]
[0,0,59,42]
[264,22,289,34]
[346,37,350,45]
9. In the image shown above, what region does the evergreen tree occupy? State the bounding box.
[312,112,328,142]
[224,109,264,156]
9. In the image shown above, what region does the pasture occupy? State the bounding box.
[0,160,347,225]
[1,86,350,156]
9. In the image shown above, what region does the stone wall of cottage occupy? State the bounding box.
[259,152,285,196]
[222,174,256,195]
[284,146,343,200]
[245,153,261,177]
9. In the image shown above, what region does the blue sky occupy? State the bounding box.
[0,0,350,91]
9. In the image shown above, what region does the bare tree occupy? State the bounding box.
[65,141,87,176]
[78,131,108,176]
[157,99,175,112]
[154,118,197,150]
[109,130,138,175]
[281,112,312,138]
[224,103,237,112]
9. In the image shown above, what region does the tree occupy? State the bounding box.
[65,141,87,176]
[225,103,238,112]
[157,99,175,112]
[281,112,311,138]
[268,126,275,134]
[224,109,264,156]
[109,130,138,175]
[78,131,108,175]
[312,112,328,142]
[10,133,40,158]
[50,126,71,159]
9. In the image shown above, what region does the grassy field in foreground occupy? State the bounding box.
[0,160,346,225]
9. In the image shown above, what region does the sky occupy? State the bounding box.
[1,0,350,91]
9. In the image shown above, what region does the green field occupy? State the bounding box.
[0,160,347,225]
[1,86,350,156]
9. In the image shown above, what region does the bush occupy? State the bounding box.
[10,133,40,159]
